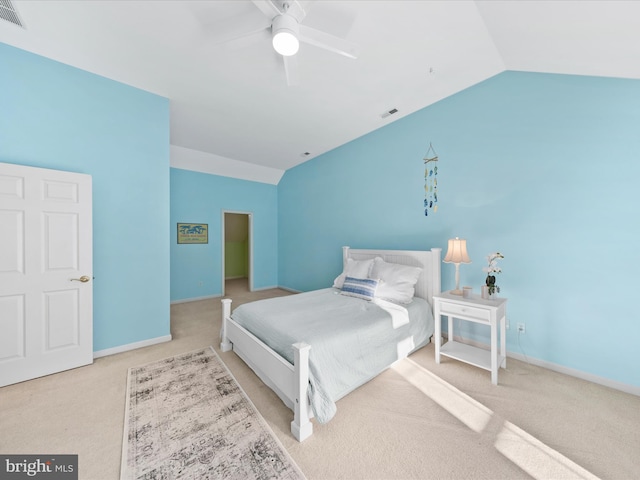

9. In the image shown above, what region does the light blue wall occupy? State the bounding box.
[170,168,278,301]
[0,43,171,352]
[279,71,640,388]
[6,37,635,390]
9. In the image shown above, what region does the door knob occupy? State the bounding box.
[71,275,91,283]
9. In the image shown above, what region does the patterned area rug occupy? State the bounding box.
[121,347,305,480]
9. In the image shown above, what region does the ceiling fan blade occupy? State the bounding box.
[251,0,281,19]
[283,55,300,86]
[296,0,316,15]
[299,24,359,59]
[285,0,314,23]
[205,12,270,45]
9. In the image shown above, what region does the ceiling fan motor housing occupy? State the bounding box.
[272,14,300,56]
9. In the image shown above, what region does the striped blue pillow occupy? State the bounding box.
[340,276,379,301]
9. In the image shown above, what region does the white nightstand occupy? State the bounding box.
[433,291,507,385]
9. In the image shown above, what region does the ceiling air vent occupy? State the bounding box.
[0,0,25,28]
[381,108,398,119]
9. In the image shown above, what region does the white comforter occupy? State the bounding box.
[230,288,434,423]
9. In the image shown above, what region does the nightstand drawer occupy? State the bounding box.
[438,302,490,321]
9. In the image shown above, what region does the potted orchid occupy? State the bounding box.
[482,252,504,299]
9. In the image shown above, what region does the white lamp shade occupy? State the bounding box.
[443,237,471,264]
[272,14,300,56]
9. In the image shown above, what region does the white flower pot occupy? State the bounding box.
[481,285,496,300]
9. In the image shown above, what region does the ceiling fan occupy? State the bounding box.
[211,0,359,86]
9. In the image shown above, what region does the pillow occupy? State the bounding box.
[340,276,379,301]
[333,258,375,289]
[370,257,422,304]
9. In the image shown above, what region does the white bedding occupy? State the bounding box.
[230,288,434,423]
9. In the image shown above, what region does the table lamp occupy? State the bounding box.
[443,237,471,295]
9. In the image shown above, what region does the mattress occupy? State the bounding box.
[230,288,434,423]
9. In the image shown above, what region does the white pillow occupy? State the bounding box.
[370,257,422,304]
[333,258,375,289]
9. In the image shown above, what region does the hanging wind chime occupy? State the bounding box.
[423,143,438,216]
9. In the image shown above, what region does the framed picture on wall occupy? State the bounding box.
[177,223,208,244]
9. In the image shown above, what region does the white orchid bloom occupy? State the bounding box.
[483,252,504,275]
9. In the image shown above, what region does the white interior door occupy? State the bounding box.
[0,162,93,387]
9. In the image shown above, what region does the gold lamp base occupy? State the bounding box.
[449,289,463,295]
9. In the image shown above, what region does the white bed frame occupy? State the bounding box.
[220,246,442,441]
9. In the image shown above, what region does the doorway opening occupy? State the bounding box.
[221,211,252,296]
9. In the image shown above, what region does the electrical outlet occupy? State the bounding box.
[517,323,525,334]
[506,321,510,330]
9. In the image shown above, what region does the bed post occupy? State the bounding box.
[291,342,313,442]
[429,248,443,346]
[431,247,442,297]
[342,245,350,269]
[220,298,232,352]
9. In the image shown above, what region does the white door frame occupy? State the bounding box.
[221,210,253,296]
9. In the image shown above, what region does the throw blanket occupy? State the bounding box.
[231,288,433,423]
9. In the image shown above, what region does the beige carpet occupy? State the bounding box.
[1,278,639,479]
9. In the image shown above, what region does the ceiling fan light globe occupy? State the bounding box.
[273,30,299,56]
[272,13,300,56]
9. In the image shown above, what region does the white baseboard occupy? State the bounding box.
[171,286,291,303]
[442,333,640,397]
[171,294,221,304]
[251,285,280,292]
[93,335,172,359]
[507,350,640,397]
[278,286,301,294]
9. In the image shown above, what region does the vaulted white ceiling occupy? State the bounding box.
[2,1,639,183]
